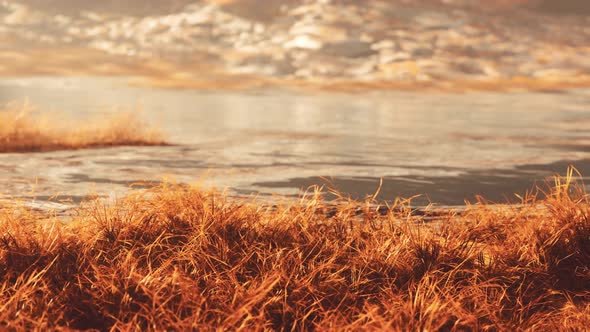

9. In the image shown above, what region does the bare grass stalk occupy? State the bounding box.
[0,171,588,330]
[0,101,166,153]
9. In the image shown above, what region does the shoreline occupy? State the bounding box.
[3,55,590,95]
[0,175,587,330]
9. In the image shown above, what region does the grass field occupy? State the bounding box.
[0,101,166,153]
[0,170,588,330]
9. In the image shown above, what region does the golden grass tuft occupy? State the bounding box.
[0,170,588,330]
[0,101,166,153]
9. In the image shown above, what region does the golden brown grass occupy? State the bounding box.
[0,101,166,153]
[0,170,588,330]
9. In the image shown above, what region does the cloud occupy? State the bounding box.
[3,3,43,25]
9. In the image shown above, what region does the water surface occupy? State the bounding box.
[1,76,590,206]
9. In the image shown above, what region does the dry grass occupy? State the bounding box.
[0,101,166,153]
[0,170,588,330]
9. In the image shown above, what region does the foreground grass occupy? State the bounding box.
[0,175,589,330]
[0,102,166,153]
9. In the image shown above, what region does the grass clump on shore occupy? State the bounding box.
[0,173,589,330]
[0,101,166,153]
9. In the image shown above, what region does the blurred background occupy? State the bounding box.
[2,0,590,87]
[1,0,590,206]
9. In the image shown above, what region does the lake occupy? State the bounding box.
[1,76,590,206]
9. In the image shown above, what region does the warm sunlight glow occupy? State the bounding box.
[0,1,588,330]
[0,101,166,152]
